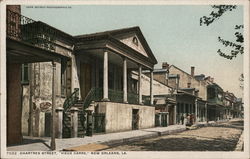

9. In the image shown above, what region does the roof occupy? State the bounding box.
[75,26,158,65]
[36,21,75,43]
[169,65,192,77]
[168,74,179,78]
[207,83,223,91]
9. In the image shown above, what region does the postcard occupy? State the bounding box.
[0,0,249,159]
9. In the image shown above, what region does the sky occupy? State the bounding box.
[21,4,244,98]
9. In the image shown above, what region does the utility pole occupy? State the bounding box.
[50,61,56,150]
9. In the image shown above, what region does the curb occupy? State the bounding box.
[103,127,186,146]
[234,130,244,151]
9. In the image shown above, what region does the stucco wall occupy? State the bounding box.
[21,85,30,136]
[153,73,167,85]
[141,74,170,96]
[169,66,207,100]
[21,61,64,137]
[96,102,155,133]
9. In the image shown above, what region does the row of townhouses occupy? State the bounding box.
[6,6,243,145]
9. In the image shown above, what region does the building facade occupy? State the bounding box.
[7,5,160,143]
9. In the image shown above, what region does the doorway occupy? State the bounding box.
[80,62,92,100]
[168,105,174,125]
[132,109,139,130]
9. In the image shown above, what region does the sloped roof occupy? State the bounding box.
[75,26,158,65]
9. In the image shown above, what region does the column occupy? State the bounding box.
[166,112,169,126]
[56,107,63,138]
[123,57,128,103]
[195,99,198,123]
[159,113,162,126]
[150,70,154,105]
[50,61,56,150]
[103,51,109,101]
[205,103,208,122]
[70,107,79,138]
[173,105,177,124]
[138,65,142,104]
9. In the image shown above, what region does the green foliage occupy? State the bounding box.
[200,5,244,60]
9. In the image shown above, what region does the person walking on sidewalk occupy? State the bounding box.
[186,114,191,126]
[181,114,184,125]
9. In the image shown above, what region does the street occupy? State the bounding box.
[105,120,243,151]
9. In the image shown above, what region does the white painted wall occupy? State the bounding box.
[96,102,155,133]
[141,74,170,96]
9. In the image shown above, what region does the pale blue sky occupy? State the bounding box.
[21,5,244,97]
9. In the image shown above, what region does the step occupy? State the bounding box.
[76,100,84,104]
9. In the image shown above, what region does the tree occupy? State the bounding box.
[200,5,244,60]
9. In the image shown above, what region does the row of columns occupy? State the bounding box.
[102,51,154,105]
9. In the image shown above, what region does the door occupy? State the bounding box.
[80,62,92,100]
[132,109,139,130]
[168,106,174,125]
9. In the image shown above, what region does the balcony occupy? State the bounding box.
[207,98,223,106]
[7,9,60,52]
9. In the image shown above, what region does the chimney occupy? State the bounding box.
[162,62,169,69]
[191,66,195,77]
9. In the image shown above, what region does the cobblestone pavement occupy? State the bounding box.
[106,120,243,151]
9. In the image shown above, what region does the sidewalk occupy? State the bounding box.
[7,125,186,151]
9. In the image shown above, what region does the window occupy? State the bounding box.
[21,63,29,84]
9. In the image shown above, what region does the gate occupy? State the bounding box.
[155,114,160,127]
[132,109,139,130]
[161,113,168,127]
[155,113,168,127]
[93,113,105,133]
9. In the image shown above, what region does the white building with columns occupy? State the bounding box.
[21,26,159,137]
[72,26,158,132]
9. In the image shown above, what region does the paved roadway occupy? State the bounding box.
[106,120,243,151]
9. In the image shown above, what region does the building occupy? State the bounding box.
[6,5,160,144]
[6,5,70,144]
[148,63,208,124]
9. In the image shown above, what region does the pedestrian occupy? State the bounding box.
[190,114,194,125]
[186,114,191,126]
[181,114,184,125]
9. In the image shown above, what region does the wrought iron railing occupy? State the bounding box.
[82,87,103,109]
[108,89,123,103]
[128,92,139,105]
[62,88,79,138]
[207,98,223,106]
[7,9,56,51]
[63,88,79,111]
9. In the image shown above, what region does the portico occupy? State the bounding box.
[74,27,157,106]
[73,27,158,132]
